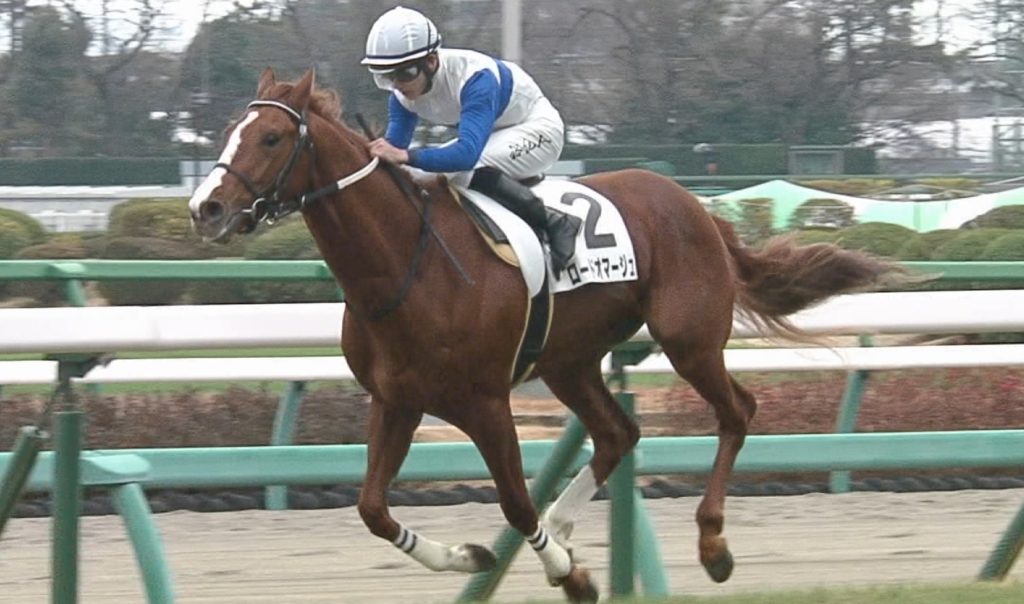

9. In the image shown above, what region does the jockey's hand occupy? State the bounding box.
[368,138,410,165]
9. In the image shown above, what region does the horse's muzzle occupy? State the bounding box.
[192,199,255,242]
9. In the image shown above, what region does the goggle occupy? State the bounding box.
[379,63,423,83]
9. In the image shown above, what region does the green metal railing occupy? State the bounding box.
[5,431,1023,496]
[0,259,1023,283]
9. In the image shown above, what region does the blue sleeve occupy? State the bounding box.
[384,94,418,149]
[407,70,500,173]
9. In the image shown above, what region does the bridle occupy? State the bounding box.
[215,99,380,231]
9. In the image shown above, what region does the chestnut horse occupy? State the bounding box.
[189,68,901,602]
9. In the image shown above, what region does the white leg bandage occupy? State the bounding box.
[392,525,482,572]
[526,525,572,583]
[542,465,599,546]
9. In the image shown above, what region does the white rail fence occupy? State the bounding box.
[2,290,1024,384]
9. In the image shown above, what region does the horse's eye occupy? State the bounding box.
[263,133,281,147]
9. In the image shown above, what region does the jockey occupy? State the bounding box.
[362,6,580,277]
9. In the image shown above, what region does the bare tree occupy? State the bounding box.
[0,0,27,86]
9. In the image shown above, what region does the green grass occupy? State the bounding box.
[518,582,1024,604]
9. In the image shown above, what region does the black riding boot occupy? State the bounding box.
[470,167,580,277]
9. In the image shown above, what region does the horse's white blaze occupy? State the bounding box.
[188,110,261,214]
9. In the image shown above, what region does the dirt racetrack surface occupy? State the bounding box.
[1,489,1022,603]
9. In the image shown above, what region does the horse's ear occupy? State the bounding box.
[256,67,276,98]
[290,68,315,111]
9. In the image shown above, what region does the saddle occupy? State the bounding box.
[454,186,551,387]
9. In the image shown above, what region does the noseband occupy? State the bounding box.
[215,99,379,228]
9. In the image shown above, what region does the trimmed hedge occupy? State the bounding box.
[981,232,1024,260]
[0,207,47,250]
[9,239,89,305]
[834,222,916,257]
[107,197,245,259]
[96,237,214,305]
[183,218,339,305]
[894,229,960,261]
[0,216,34,259]
[107,197,197,241]
[792,228,841,245]
[964,205,1024,229]
[238,218,338,303]
[932,229,1015,261]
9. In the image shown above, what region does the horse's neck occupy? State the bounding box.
[304,122,430,314]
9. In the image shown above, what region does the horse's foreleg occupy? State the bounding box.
[675,353,756,584]
[464,398,596,602]
[358,399,495,573]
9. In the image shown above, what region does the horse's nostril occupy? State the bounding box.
[201,200,225,221]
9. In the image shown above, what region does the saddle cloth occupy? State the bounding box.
[455,178,638,385]
[457,178,638,295]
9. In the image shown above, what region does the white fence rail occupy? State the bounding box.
[3,290,1024,383]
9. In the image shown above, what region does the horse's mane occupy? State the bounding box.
[272,79,344,124]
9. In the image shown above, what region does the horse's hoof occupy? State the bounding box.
[463,543,497,572]
[558,565,598,604]
[703,549,734,583]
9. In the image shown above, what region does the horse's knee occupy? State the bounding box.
[357,498,397,540]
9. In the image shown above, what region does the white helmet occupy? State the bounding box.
[361,6,442,73]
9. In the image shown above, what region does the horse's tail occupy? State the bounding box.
[711,215,909,342]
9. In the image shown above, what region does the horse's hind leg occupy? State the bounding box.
[458,396,598,603]
[357,397,496,573]
[665,345,756,583]
[541,364,640,549]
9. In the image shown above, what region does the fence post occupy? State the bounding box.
[608,391,636,597]
[830,335,873,493]
[266,381,307,510]
[633,488,670,597]
[111,482,176,603]
[48,354,105,604]
[52,409,83,604]
[0,426,45,538]
[978,498,1024,581]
